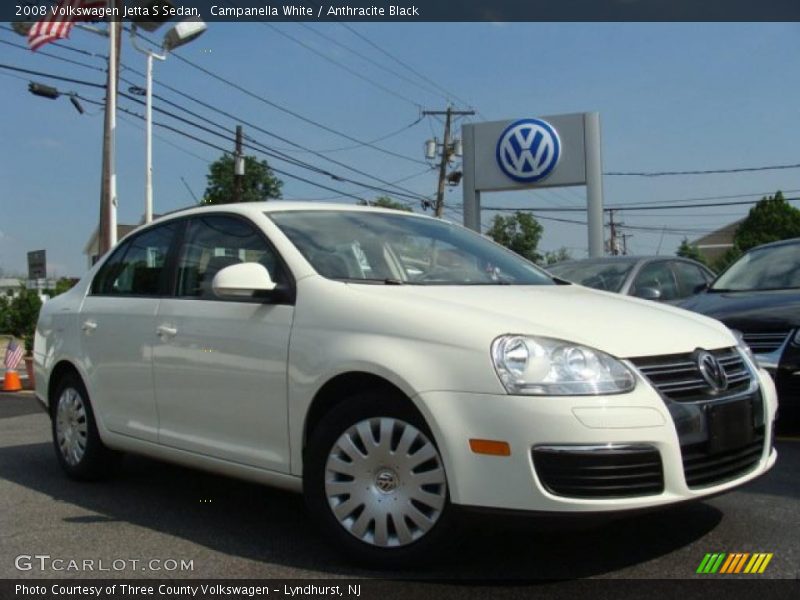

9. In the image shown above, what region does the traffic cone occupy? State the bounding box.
[2,369,22,392]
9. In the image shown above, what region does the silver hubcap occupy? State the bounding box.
[56,387,88,466]
[324,417,447,548]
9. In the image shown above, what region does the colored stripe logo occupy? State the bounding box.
[697,553,773,574]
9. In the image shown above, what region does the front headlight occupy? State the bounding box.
[491,335,636,395]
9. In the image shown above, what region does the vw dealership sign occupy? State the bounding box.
[495,118,561,183]
[461,112,605,257]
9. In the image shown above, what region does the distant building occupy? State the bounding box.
[0,278,22,298]
[691,219,743,264]
[83,224,138,269]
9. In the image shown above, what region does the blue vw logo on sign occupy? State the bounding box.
[496,119,561,183]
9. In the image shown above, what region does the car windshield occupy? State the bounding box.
[712,242,800,292]
[268,210,554,285]
[548,260,636,292]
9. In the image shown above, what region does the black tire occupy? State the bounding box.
[51,372,119,481]
[304,391,454,568]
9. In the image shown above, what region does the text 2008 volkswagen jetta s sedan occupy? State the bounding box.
[34,203,777,564]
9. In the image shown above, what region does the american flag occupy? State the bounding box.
[28,0,108,51]
[3,338,24,371]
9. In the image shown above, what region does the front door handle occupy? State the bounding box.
[156,324,178,338]
[81,320,98,333]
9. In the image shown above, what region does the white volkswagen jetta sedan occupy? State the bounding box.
[35,203,777,564]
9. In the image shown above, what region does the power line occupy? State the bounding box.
[606,163,800,177]
[80,95,369,203]
[336,21,481,116]
[139,41,430,166]
[115,89,427,204]
[0,61,429,204]
[294,22,449,102]
[222,1,422,109]
[0,37,106,73]
[479,195,800,213]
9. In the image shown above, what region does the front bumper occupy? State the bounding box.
[413,368,777,513]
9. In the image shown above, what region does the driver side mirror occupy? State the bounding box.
[633,286,662,301]
[212,263,276,299]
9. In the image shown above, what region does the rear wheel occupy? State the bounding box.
[51,373,119,480]
[304,393,452,567]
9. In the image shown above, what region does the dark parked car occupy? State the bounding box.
[549,256,715,302]
[679,237,800,418]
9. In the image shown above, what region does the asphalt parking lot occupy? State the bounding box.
[0,391,798,581]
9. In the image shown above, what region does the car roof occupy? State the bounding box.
[749,237,800,251]
[156,201,426,221]
[551,256,669,267]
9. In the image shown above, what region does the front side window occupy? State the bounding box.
[91,223,176,296]
[672,261,710,297]
[176,215,286,299]
[269,210,553,285]
[631,261,679,301]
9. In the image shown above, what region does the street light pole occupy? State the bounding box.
[131,26,166,225]
[130,15,206,223]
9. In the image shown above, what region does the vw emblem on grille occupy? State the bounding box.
[695,350,728,393]
[496,118,561,183]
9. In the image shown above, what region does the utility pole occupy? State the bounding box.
[233,125,244,203]
[98,0,122,257]
[423,106,475,217]
[607,209,618,255]
[620,232,632,255]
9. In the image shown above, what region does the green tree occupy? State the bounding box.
[486,211,543,263]
[358,195,412,212]
[676,237,707,265]
[733,191,800,252]
[202,154,283,205]
[541,247,573,266]
[6,287,42,355]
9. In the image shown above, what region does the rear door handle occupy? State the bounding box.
[81,320,97,333]
[156,324,178,338]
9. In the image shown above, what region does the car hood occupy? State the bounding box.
[678,288,800,331]
[342,282,733,358]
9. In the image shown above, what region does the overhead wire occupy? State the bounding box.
[0,61,429,205]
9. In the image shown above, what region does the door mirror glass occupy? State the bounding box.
[634,286,662,301]
[212,263,276,298]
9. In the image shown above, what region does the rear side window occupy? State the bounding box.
[91,223,177,296]
[176,215,286,299]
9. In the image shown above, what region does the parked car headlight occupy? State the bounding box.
[491,335,636,395]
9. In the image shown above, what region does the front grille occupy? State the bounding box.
[742,331,790,354]
[630,347,752,402]
[682,428,765,488]
[533,445,664,499]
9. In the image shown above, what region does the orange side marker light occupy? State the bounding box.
[469,439,511,456]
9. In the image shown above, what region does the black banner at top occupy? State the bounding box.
[5,0,800,23]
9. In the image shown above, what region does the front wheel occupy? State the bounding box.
[304,394,452,567]
[51,373,119,480]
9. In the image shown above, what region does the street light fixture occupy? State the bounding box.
[28,81,85,114]
[130,3,207,224]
